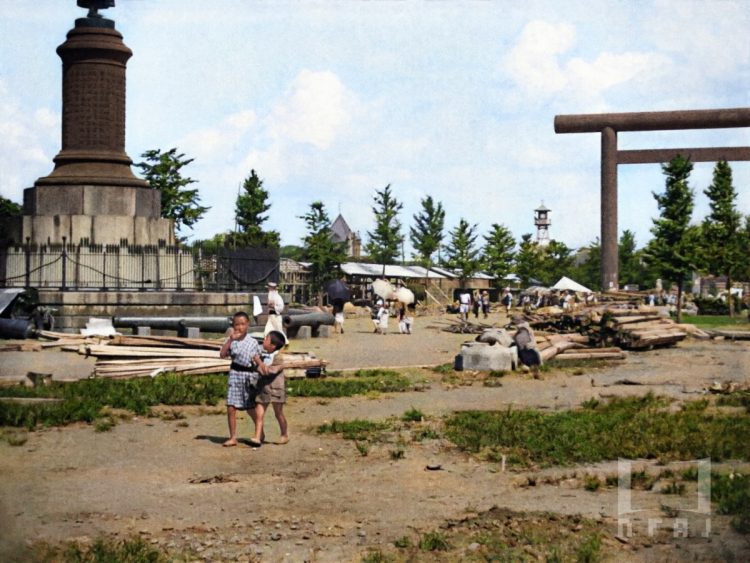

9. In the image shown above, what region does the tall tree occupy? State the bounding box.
[700,160,744,316]
[645,155,697,323]
[410,196,445,267]
[442,218,481,286]
[300,201,347,301]
[0,196,22,217]
[514,234,545,287]
[540,240,574,286]
[571,238,601,291]
[618,230,640,287]
[230,169,280,248]
[136,148,209,238]
[482,223,516,288]
[365,184,404,270]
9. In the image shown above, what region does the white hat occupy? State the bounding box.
[267,282,278,288]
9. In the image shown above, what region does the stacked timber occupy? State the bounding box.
[36,331,326,380]
[603,311,687,349]
[535,334,626,362]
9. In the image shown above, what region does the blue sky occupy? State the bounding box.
[1,0,748,255]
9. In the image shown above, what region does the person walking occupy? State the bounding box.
[264,282,285,337]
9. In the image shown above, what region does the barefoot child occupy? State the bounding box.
[248,330,288,446]
[219,311,270,447]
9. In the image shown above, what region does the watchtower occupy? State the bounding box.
[534,203,551,246]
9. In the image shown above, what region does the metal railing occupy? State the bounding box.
[0,241,279,292]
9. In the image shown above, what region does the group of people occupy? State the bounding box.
[221,281,290,448]
[372,298,414,334]
[459,290,492,321]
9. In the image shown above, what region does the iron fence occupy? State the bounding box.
[0,242,279,292]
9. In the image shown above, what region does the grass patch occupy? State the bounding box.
[444,394,750,467]
[717,390,750,413]
[401,407,424,422]
[0,370,411,430]
[682,314,749,330]
[712,471,750,534]
[287,372,410,398]
[28,534,168,563]
[391,507,610,561]
[317,419,391,441]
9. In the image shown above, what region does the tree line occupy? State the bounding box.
[1,149,748,316]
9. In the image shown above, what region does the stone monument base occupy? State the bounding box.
[19,184,172,245]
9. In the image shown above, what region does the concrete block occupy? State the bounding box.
[296,325,312,339]
[135,326,151,336]
[316,325,333,338]
[458,342,516,372]
[178,326,201,339]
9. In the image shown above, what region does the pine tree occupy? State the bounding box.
[571,238,601,291]
[442,218,481,285]
[365,185,404,269]
[700,160,744,316]
[645,155,697,323]
[409,196,445,267]
[300,201,347,299]
[136,148,209,238]
[230,169,280,248]
[618,230,641,287]
[514,234,545,287]
[482,223,515,288]
[540,240,574,286]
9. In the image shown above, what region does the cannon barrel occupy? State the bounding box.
[0,318,35,339]
[282,312,335,330]
[113,316,232,332]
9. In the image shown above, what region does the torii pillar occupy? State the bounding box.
[555,108,750,291]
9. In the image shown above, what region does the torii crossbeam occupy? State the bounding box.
[554,107,750,291]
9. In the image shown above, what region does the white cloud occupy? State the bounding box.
[267,70,356,150]
[503,20,575,96]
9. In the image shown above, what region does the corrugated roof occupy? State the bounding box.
[341,262,447,279]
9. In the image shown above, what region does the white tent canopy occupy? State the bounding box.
[552,276,592,293]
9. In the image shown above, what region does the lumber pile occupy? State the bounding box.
[602,311,687,349]
[36,331,326,380]
[521,306,695,351]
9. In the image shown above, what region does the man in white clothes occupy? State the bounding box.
[264,282,285,337]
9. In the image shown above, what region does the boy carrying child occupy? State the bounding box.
[219,311,285,447]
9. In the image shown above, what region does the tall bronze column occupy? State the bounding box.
[22,1,172,245]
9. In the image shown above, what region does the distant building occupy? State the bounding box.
[331,214,362,258]
[534,203,551,246]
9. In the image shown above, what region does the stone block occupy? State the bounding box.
[83,186,136,216]
[295,326,312,339]
[178,326,201,339]
[458,342,516,372]
[135,326,151,336]
[316,325,333,338]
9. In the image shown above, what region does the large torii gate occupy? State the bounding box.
[554,107,750,291]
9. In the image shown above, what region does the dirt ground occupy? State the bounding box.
[1,312,749,562]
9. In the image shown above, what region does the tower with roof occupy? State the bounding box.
[534,203,551,246]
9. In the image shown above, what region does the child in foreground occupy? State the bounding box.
[219,312,283,447]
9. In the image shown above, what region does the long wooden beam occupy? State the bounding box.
[618,146,750,164]
[555,107,750,134]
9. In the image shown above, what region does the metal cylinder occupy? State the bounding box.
[0,318,35,339]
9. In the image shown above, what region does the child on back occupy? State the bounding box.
[249,330,288,446]
[219,311,270,447]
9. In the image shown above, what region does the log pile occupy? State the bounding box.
[521,307,699,351]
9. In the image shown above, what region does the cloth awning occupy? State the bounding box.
[551,276,592,293]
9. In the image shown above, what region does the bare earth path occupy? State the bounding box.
[1,314,749,561]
